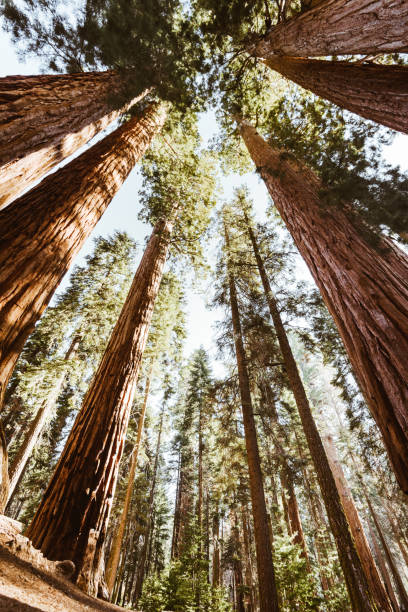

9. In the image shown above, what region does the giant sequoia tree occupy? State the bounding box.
[237,118,408,495]
[0,104,166,412]
[26,115,216,595]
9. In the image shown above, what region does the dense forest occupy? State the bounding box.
[0,0,408,610]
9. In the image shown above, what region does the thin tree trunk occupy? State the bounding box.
[243,208,386,611]
[212,503,221,587]
[0,103,166,411]
[366,495,408,611]
[367,520,400,612]
[26,211,174,595]
[6,334,81,504]
[247,0,408,58]
[241,508,255,612]
[197,405,204,549]
[105,359,154,596]
[231,511,246,612]
[133,408,164,602]
[384,503,408,569]
[263,56,408,134]
[238,118,408,495]
[0,71,149,209]
[224,221,279,612]
[323,432,392,611]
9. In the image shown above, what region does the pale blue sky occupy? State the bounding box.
[1,28,407,378]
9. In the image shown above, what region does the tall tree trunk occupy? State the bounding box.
[243,209,386,611]
[0,71,149,209]
[133,408,164,603]
[0,103,166,411]
[323,432,392,611]
[231,510,246,612]
[366,495,408,611]
[26,211,174,595]
[224,221,280,612]
[212,502,221,588]
[241,508,256,612]
[7,334,81,504]
[263,56,408,134]
[367,520,400,612]
[197,405,204,549]
[247,0,408,58]
[105,360,154,596]
[238,118,408,495]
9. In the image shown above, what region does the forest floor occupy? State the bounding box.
[0,515,132,611]
[0,547,132,611]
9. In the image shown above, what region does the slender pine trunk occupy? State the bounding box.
[26,211,174,595]
[367,520,400,612]
[244,210,384,611]
[263,56,408,134]
[105,359,154,596]
[224,221,280,612]
[238,118,408,495]
[365,495,408,611]
[7,334,81,504]
[133,408,164,602]
[323,432,392,611]
[247,0,408,58]
[0,71,149,208]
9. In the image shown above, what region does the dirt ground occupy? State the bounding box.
[0,547,131,612]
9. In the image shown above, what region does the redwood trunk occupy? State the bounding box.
[323,433,392,611]
[105,360,154,595]
[263,56,408,134]
[239,119,408,495]
[248,0,408,58]
[26,213,174,595]
[367,520,400,612]
[225,222,279,612]
[244,211,383,611]
[7,334,81,502]
[0,72,148,208]
[0,104,166,410]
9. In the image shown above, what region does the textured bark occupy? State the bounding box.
[248,0,408,58]
[239,118,408,495]
[7,334,81,503]
[225,222,280,612]
[0,71,148,208]
[0,103,166,411]
[26,213,174,595]
[212,503,221,587]
[105,361,154,596]
[323,433,392,611]
[263,56,408,134]
[243,211,380,611]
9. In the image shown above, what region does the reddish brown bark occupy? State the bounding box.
[0,103,166,411]
[105,360,154,595]
[263,56,408,134]
[239,118,408,496]
[367,520,400,612]
[0,72,148,208]
[248,0,408,58]
[26,213,174,595]
[225,221,279,612]
[323,433,392,611]
[243,209,382,611]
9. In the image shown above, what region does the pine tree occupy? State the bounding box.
[224,218,279,612]
[237,117,408,495]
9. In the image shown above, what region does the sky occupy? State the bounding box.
[1,27,408,380]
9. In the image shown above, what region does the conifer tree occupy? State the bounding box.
[223,217,279,612]
[26,114,216,595]
[236,117,408,496]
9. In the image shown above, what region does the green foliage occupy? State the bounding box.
[273,534,320,611]
[139,111,218,272]
[2,0,209,108]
